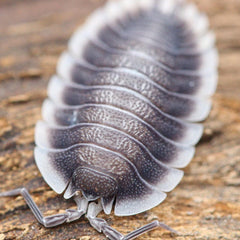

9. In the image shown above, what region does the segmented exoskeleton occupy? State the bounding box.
[0,0,218,239]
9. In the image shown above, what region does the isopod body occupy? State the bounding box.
[0,0,218,239]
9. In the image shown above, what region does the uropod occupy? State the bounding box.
[0,0,218,239]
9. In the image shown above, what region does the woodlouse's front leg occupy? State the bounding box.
[87,201,124,240]
[86,201,178,240]
[0,188,87,227]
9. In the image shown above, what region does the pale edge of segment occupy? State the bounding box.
[57,51,213,123]
[46,72,204,147]
[35,116,196,169]
[41,93,204,148]
[68,0,218,97]
[34,139,184,216]
[55,52,205,146]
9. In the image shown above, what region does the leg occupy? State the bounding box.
[0,188,86,227]
[86,201,124,240]
[86,201,178,240]
[123,221,178,240]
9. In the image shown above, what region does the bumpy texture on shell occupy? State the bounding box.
[35,0,218,216]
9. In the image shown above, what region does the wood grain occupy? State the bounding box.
[0,0,240,239]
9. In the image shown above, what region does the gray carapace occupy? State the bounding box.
[0,0,218,239]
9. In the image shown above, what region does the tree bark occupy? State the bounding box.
[0,0,239,239]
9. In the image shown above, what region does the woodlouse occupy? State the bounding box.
[0,0,218,239]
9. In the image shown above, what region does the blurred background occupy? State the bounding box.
[0,0,239,239]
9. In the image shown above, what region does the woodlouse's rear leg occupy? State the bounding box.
[86,201,178,240]
[0,188,87,227]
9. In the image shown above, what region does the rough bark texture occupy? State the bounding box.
[0,0,240,239]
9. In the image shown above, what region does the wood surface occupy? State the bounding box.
[0,0,240,239]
